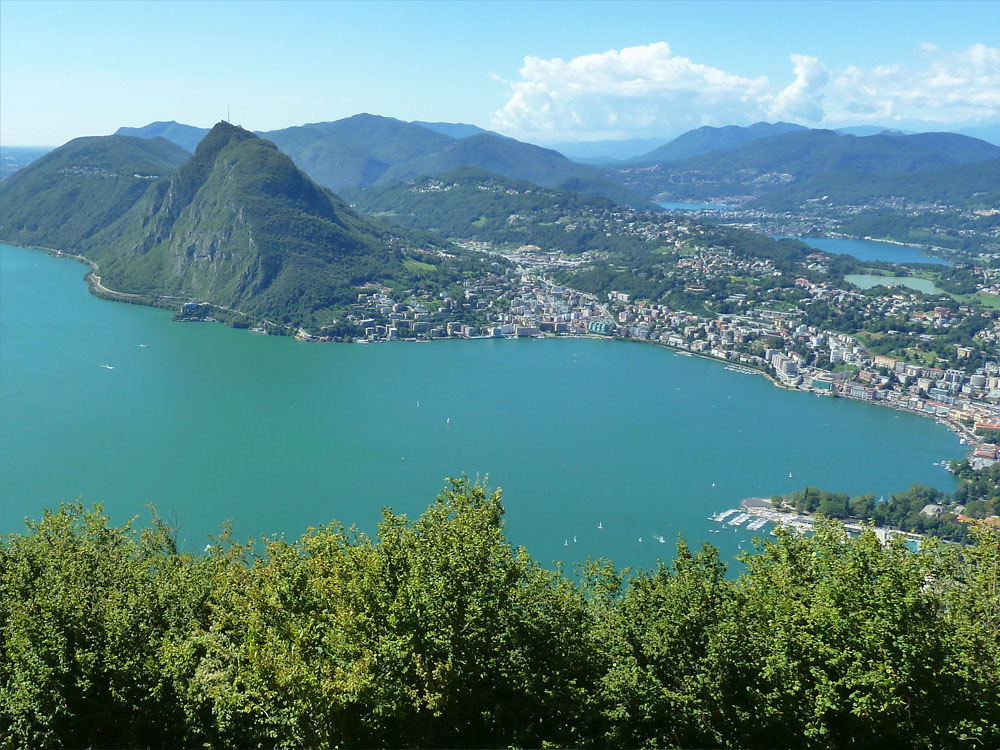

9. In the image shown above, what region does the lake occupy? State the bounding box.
[845,274,945,294]
[0,243,962,569]
[772,236,950,266]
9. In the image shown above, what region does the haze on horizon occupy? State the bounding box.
[1,0,998,147]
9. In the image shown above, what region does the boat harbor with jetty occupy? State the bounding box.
[709,496,927,544]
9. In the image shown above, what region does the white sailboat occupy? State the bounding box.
[597,521,603,530]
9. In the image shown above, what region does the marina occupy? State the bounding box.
[728,513,751,526]
[724,364,762,376]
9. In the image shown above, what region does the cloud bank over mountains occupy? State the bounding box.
[490,42,1000,141]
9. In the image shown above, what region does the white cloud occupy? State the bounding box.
[766,54,827,122]
[826,43,1000,124]
[490,42,1000,140]
[491,42,769,140]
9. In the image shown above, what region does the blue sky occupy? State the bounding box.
[1,0,998,145]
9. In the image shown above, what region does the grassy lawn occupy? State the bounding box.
[403,258,436,273]
[955,292,1000,310]
[902,347,939,366]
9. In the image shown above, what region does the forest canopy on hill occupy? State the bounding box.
[2,478,998,749]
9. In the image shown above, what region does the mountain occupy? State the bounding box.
[263,114,456,190]
[834,126,910,137]
[685,130,1000,175]
[118,114,650,208]
[371,132,644,206]
[266,115,648,206]
[342,166,647,255]
[0,135,190,250]
[410,121,504,139]
[617,128,1000,201]
[629,122,806,164]
[114,121,209,153]
[0,123,462,329]
[751,157,1000,212]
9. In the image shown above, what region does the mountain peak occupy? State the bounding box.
[196,121,260,154]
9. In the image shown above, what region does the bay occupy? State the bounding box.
[772,235,951,266]
[1,243,961,569]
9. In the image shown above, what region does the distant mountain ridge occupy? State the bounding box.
[410,120,506,139]
[114,121,209,153]
[116,114,650,208]
[629,122,807,164]
[751,157,1000,211]
[540,138,671,163]
[616,128,1000,201]
[0,123,463,329]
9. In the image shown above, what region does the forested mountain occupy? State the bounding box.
[0,135,191,250]
[410,120,504,139]
[263,115,456,189]
[751,157,1000,211]
[629,121,806,164]
[116,115,649,207]
[114,121,209,153]
[343,166,649,255]
[0,123,465,329]
[617,128,1000,201]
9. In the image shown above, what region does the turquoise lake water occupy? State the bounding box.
[0,243,962,569]
[772,236,950,266]
[845,274,945,294]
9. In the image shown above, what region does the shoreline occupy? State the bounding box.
[4,240,985,462]
[737,497,929,543]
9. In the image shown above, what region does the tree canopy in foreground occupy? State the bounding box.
[2,478,998,749]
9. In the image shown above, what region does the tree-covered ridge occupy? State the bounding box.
[616,129,1000,201]
[114,121,210,154]
[2,479,998,749]
[118,114,648,207]
[0,135,190,251]
[343,166,655,255]
[627,121,806,164]
[345,167,811,265]
[750,157,1000,213]
[0,123,482,330]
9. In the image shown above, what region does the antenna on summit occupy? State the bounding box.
[226,105,230,123]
